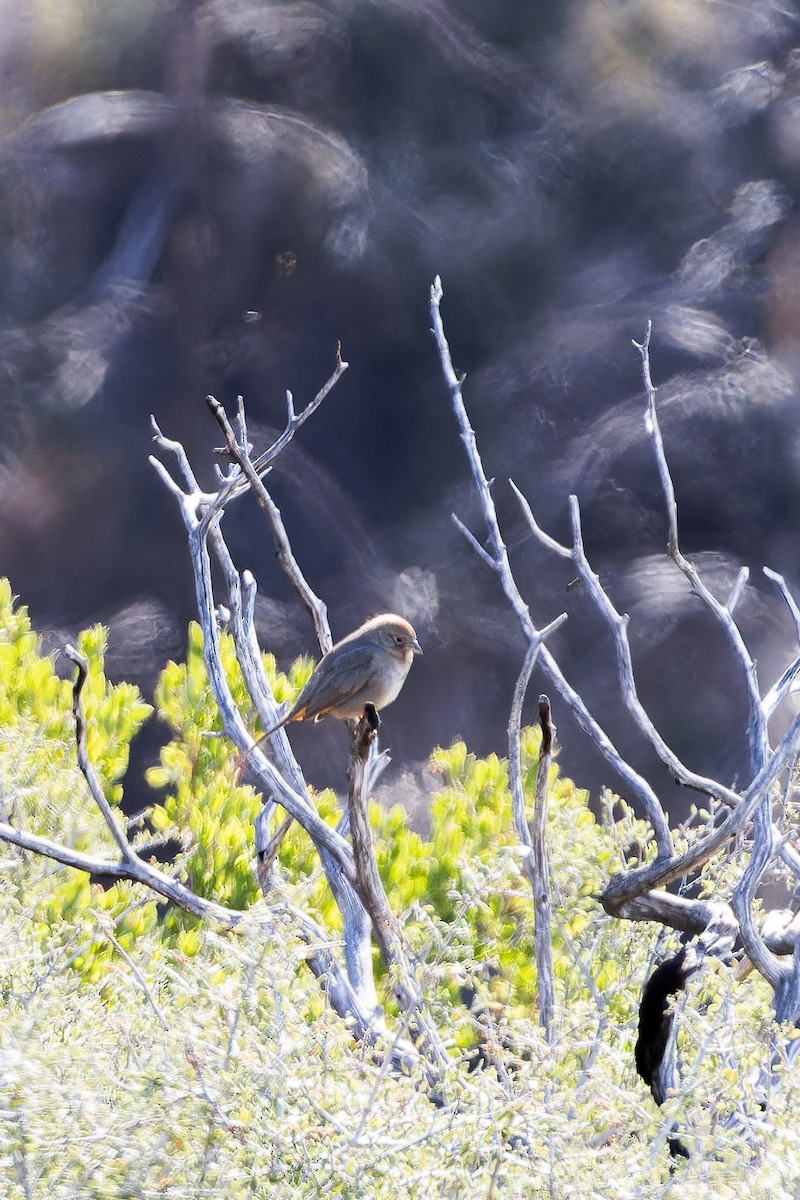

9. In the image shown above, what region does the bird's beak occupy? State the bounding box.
[410,637,423,656]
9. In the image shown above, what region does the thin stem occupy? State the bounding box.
[63,645,135,864]
[532,696,556,1041]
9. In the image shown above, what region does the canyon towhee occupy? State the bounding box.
[261,612,422,738]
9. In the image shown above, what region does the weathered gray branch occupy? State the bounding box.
[512,486,744,811]
[208,393,333,655]
[201,389,384,1014]
[347,711,450,1075]
[149,419,357,884]
[632,326,800,891]
[634,322,769,775]
[603,707,800,908]
[434,279,800,1028]
[430,275,674,860]
[731,802,783,991]
[532,696,556,1041]
[762,568,800,718]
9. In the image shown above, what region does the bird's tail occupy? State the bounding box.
[234,705,294,783]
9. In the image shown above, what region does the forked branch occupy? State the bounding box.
[431,278,800,1011]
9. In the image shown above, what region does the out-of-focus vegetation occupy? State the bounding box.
[1,579,798,1198]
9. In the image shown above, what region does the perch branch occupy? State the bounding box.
[207,531,378,1012]
[151,410,390,1020]
[149,420,357,885]
[202,394,382,1012]
[347,709,450,1074]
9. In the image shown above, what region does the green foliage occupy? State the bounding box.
[1,581,799,1196]
[0,583,156,980]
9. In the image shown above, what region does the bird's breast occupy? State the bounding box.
[368,649,412,709]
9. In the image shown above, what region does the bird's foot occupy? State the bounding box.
[363,702,380,732]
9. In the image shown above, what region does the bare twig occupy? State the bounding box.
[250,343,348,475]
[508,645,538,875]
[63,645,136,863]
[207,394,332,655]
[513,486,746,810]
[513,484,800,883]
[731,802,783,991]
[151,406,392,1021]
[206,373,346,871]
[633,328,800,893]
[204,414,382,1014]
[764,566,800,645]
[95,915,170,1031]
[506,623,563,1040]
[532,696,556,1041]
[762,652,800,721]
[762,568,800,717]
[203,346,349,530]
[508,617,566,851]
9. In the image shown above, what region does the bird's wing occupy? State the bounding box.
[290,644,378,721]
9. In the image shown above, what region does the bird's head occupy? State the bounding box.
[368,614,423,660]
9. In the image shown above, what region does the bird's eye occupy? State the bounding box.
[395,635,404,644]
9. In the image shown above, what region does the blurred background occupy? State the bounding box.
[2,0,800,820]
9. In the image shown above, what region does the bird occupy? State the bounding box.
[262,613,422,738]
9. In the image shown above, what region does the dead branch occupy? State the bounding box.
[208,518,379,1015]
[150,360,454,1072]
[208,393,333,655]
[432,277,800,1042]
[149,418,356,882]
[206,372,340,872]
[347,708,450,1074]
[430,277,674,862]
[64,644,137,864]
[511,486,743,810]
[633,321,769,774]
[532,696,556,1041]
[148,399,398,1030]
[202,344,349,534]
